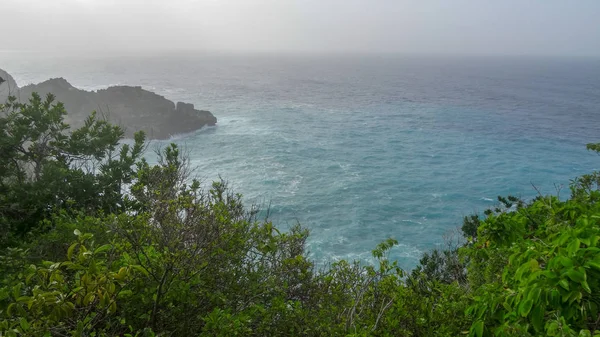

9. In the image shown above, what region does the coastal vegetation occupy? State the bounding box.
[1,92,600,336]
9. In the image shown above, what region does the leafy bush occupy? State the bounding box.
[2,92,600,336]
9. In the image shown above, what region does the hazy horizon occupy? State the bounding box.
[2,0,600,57]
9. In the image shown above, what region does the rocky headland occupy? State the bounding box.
[0,68,216,139]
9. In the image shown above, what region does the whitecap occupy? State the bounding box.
[285,175,303,194]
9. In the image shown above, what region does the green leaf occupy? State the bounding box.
[71,286,84,294]
[519,299,533,317]
[584,261,600,271]
[74,229,81,236]
[6,303,15,316]
[559,256,574,268]
[581,280,592,294]
[472,320,484,337]
[94,244,112,254]
[83,293,95,306]
[547,321,559,336]
[557,233,570,246]
[567,239,581,256]
[566,270,585,283]
[131,265,149,276]
[580,237,591,246]
[515,263,528,282]
[528,288,542,302]
[118,290,133,298]
[559,279,570,290]
[531,304,545,332]
[19,318,29,331]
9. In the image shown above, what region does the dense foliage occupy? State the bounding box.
[1,93,599,336]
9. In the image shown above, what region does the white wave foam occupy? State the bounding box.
[402,219,423,225]
[166,126,216,141]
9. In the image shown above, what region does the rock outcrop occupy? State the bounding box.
[0,69,216,139]
[0,69,19,100]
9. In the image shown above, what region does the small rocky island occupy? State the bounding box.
[0,68,216,139]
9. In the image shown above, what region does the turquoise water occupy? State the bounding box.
[2,53,599,269]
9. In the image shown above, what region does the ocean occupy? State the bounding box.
[2,52,599,270]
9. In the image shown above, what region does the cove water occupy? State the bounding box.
[2,53,599,270]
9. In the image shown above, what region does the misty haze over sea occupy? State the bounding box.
[2,52,599,269]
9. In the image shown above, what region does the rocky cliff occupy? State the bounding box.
[0,69,217,139]
[0,69,19,99]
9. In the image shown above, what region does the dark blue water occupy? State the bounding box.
[2,53,599,269]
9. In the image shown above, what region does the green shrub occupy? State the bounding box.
[2,92,600,336]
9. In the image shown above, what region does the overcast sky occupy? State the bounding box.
[2,0,600,56]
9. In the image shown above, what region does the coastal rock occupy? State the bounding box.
[0,69,217,139]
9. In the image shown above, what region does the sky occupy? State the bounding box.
[2,0,600,57]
